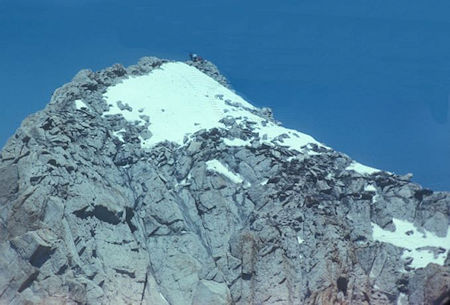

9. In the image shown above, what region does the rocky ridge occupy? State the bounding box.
[0,56,449,305]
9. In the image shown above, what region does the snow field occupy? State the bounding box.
[74,99,88,110]
[346,161,380,176]
[206,159,244,184]
[103,62,323,151]
[372,218,450,269]
[102,61,391,177]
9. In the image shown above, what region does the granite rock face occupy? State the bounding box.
[0,56,449,305]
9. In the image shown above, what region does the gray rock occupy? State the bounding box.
[0,164,19,210]
[192,280,232,305]
[116,101,133,112]
[0,56,449,305]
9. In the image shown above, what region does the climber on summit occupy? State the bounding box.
[189,53,203,62]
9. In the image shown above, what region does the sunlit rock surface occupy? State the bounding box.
[0,56,449,305]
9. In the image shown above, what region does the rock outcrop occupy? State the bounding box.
[0,56,449,305]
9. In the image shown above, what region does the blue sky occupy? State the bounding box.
[1,0,449,190]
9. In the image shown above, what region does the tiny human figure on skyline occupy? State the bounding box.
[189,53,204,62]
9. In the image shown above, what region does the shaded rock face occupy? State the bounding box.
[0,56,449,305]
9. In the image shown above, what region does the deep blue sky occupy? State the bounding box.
[1,0,449,190]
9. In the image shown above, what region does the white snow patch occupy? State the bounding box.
[206,159,244,184]
[103,62,323,151]
[74,99,88,110]
[372,218,450,269]
[307,150,320,156]
[299,143,321,156]
[371,193,381,204]
[112,129,126,142]
[102,61,387,178]
[224,138,251,147]
[396,293,408,305]
[364,184,377,192]
[287,154,306,162]
[256,124,324,152]
[346,161,380,175]
[297,236,304,244]
[260,179,269,186]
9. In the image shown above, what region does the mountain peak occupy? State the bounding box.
[98,61,322,153]
[1,56,449,305]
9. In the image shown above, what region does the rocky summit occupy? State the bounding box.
[0,56,449,305]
